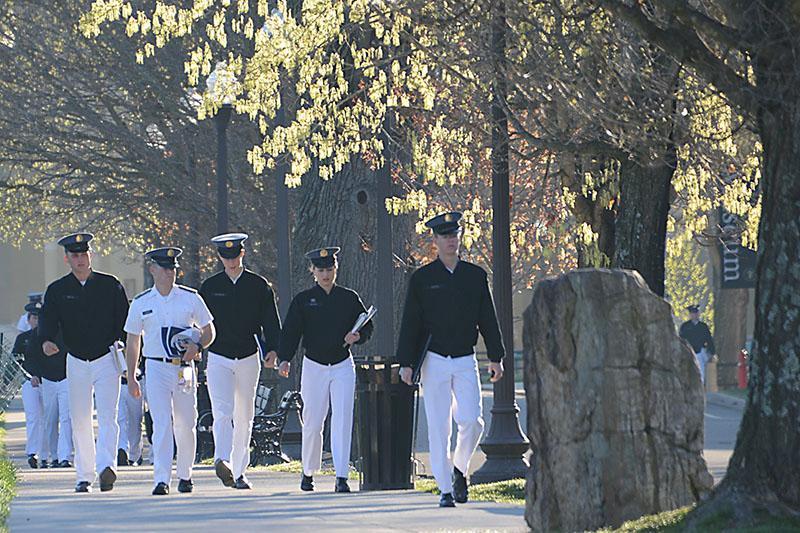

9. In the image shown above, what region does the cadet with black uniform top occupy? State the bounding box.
[124,247,215,496]
[199,232,282,490]
[39,233,129,493]
[23,303,73,469]
[397,212,505,508]
[679,305,716,386]
[277,247,373,493]
[12,303,46,469]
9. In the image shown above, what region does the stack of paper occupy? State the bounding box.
[343,305,377,347]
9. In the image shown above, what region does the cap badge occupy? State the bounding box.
[445,214,453,222]
[75,234,83,242]
[225,241,233,248]
[167,249,175,257]
[320,249,328,257]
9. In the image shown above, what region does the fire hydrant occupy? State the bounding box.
[738,349,749,389]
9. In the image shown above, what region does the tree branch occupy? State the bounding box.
[597,0,756,115]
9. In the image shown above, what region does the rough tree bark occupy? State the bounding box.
[612,152,675,297]
[690,4,800,521]
[713,44,800,516]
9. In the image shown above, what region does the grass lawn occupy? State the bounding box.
[260,460,359,480]
[597,504,800,532]
[0,417,17,532]
[414,477,525,505]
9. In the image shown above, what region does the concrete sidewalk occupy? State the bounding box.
[4,397,526,532]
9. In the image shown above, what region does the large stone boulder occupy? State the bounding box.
[523,269,713,532]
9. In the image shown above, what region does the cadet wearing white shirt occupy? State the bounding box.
[123,247,215,496]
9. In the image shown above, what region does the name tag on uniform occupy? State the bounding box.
[64,295,78,300]
[427,284,444,290]
[142,309,153,315]
[211,292,227,297]
[307,298,320,307]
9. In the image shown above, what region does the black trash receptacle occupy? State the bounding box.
[356,357,417,490]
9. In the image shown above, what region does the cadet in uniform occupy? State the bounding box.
[40,233,129,492]
[16,293,43,333]
[397,212,504,508]
[117,354,144,466]
[199,233,281,490]
[679,305,716,386]
[124,247,215,495]
[277,247,373,493]
[25,303,73,469]
[12,303,46,469]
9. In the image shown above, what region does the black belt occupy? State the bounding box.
[145,357,192,367]
[429,350,474,359]
[68,351,110,362]
[304,354,351,366]
[210,351,258,360]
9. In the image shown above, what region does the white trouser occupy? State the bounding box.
[41,378,72,462]
[21,380,44,457]
[695,348,709,385]
[67,352,120,484]
[117,383,144,463]
[421,352,484,494]
[207,352,261,479]
[145,359,197,486]
[300,357,356,478]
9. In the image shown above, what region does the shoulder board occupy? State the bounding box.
[177,285,198,293]
[133,288,152,300]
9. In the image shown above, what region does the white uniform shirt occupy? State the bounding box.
[124,285,214,358]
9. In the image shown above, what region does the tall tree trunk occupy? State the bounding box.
[290,158,411,358]
[612,151,675,296]
[715,70,800,513]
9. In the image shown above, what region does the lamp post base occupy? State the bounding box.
[471,441,530,484]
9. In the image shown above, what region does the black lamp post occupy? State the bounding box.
[207,64,234,234]
[470,0,529,484]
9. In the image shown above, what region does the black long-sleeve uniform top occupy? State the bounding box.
[12,329,41,377]
[40,270,129,361]
[396,258,505,367]
[199,269,282,359]
[679,320,716,354]
[278,284,373,365]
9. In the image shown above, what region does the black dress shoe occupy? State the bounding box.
[152,482,169,495]
[58,459,72,468]
[133,456,144,466]
[27,454,38,469]
[214,459,235,488]
[75,481,92,493]
[452,467,468,503]
[99,466,117,492]
[439,492,456,507]
[234,475,252,490]
[39,459,49,469]
[334,477,351,493]
[177,478,193,493]
[117,448,128,467]
[300,474,314,491]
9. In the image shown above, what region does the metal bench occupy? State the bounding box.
[195,386,302,465]
[249,390,303,466]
